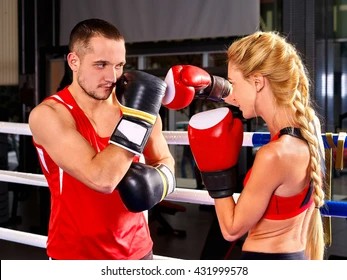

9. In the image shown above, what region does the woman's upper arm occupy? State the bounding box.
[215,145,284,239]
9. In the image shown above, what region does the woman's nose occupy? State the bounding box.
[225,87,238,106]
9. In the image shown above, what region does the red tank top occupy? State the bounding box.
[33,88,153,259]
[243,128,313,220]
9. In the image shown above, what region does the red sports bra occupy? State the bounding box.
[243,127,314,220]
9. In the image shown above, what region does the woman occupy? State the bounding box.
[216,31,326,260]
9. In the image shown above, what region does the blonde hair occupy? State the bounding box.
[227,31,326,259]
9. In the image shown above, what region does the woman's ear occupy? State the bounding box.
[253,73,265,93]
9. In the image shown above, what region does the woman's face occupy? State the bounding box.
[225,63,257,119]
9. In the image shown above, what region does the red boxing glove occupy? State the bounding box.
[188,107,243,198]
[163,65,231,110]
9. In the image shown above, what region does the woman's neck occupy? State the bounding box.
[263,106,297,137]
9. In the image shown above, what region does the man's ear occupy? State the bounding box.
[67,52,79,71]
[253,73,265,92]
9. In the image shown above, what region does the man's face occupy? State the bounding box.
[72,36,126,100]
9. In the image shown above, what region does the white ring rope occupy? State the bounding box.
[0,227,47,249]
[0,121,263,146]
[0,227,176,260]
[0,170,48,187]
[0,170,220,205]
[0,121,31,136]
[1,121,346,148]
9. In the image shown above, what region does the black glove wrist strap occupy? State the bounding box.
[109,116,153,155]
[206,75,231,102]
[201,166,238,198]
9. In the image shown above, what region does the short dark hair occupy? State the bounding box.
[69,18,124,54]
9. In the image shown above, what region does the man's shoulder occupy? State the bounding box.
[30,96,74,128]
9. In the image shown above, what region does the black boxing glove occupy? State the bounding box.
[117,162,176,212]
[110,70,167,155]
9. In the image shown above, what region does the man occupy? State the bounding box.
[29,18,175,260]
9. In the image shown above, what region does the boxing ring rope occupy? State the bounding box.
[1,121,347,258]
[2,121,347,148]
